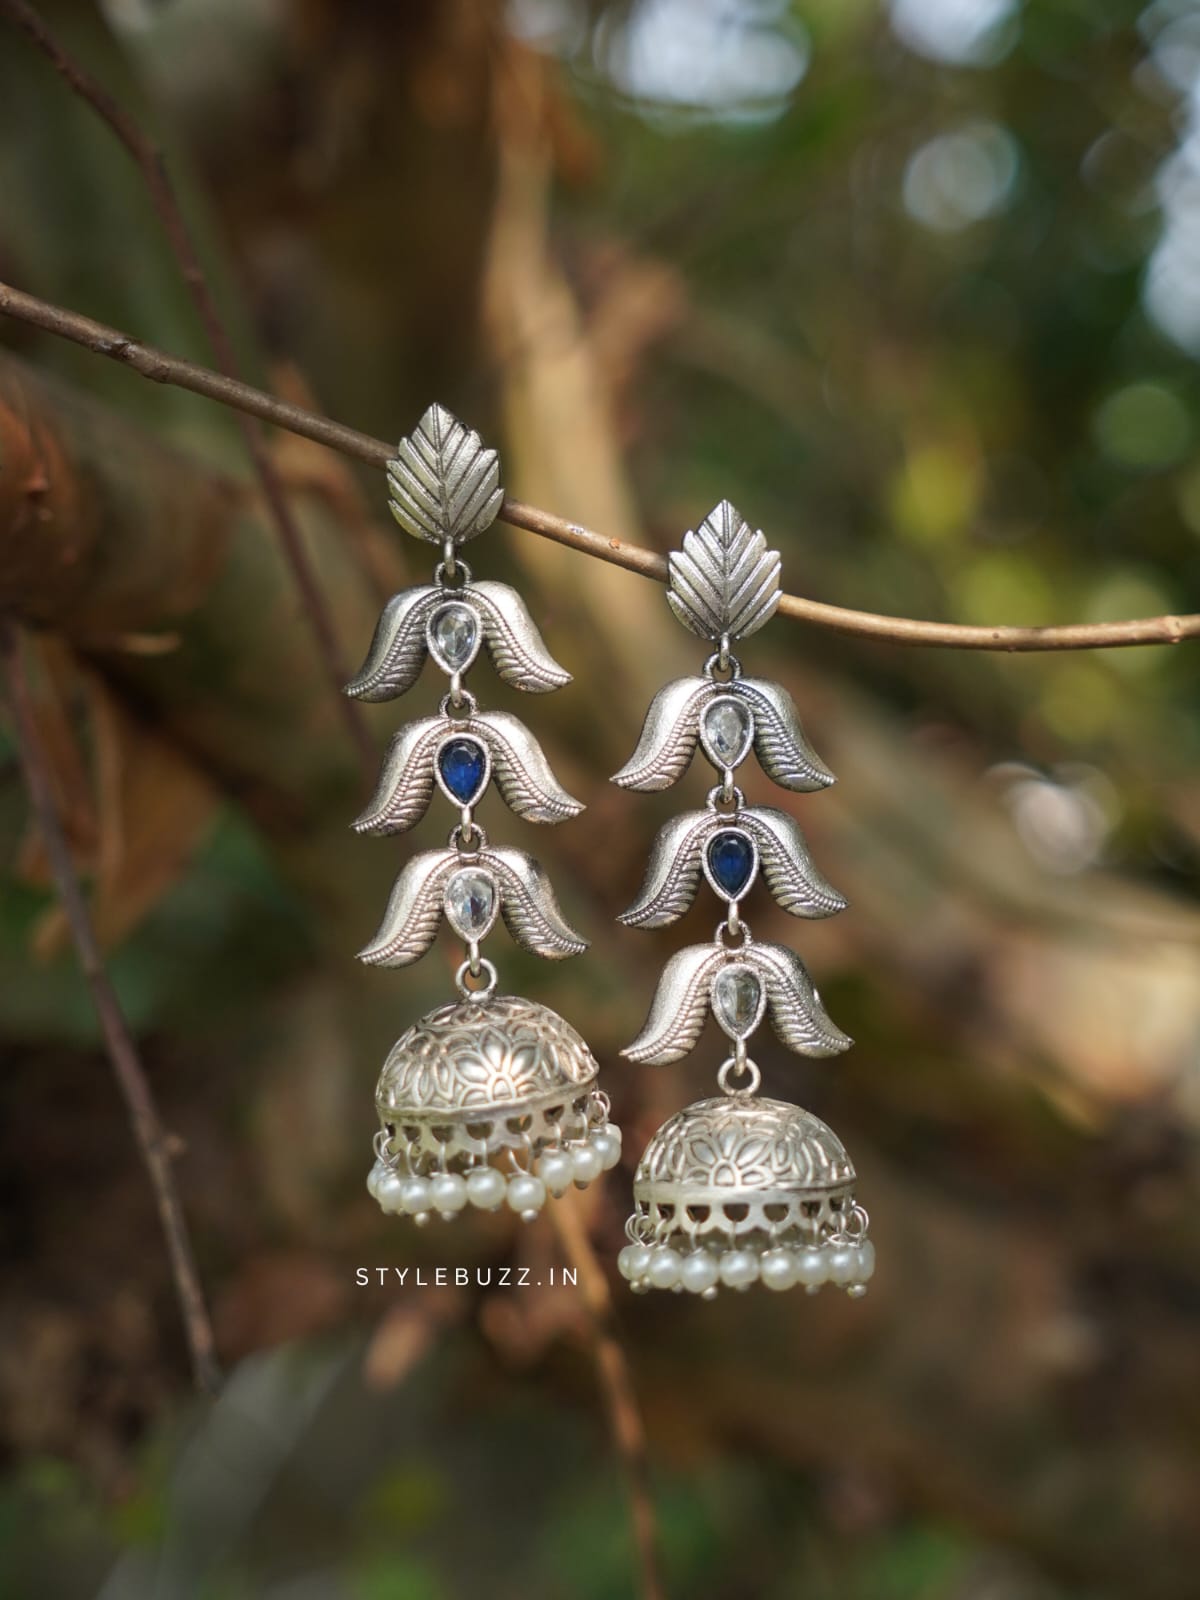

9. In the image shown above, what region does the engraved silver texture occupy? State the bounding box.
[386,403,503,548]
[619,805,845,927]
[612,675,833,793]
[622,938,851,1064]
[666,499,781,642]
[354,710,583,833]
[345,580,571,701]
[359,846,588,965]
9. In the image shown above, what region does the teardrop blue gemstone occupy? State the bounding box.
[438,738,487,804]
[707,830,754,899]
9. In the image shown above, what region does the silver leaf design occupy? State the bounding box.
[667,499,781,642]
[740,807,846,918]
[358,849,455,965]
[754,941,852,1056]
[734,679,834,791]
[622,943,724,1064]
[618,810,710,928]
[470,581,571,693]
[387,403,503,548]
[344,584,441,702]
[489,847,588,957]
[475,711,584,823]
[611,677,711,791]
[352,716,444,834]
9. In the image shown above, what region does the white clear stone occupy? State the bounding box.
[376,1170,406,1213]
[536,1149,575,1196]
[444,869,497,940]
[760,1249,800,1291]
[796,1247,827,1286]
[680,1251,720,1294]
[701,697,753,767]
[430,604,479,670]
[712,965,763,1038]
[828,1245,857,1285]
[570,1144,603,1185]
[647,1248,683,1289]
[400,1176,431,1215]
[590,1131,621,1171]
[618,1244,652,1281]
[466,1167,506,1210]
[506,1173,546,1215]
[430,1173,468,1214]
[718,1249,759,1289]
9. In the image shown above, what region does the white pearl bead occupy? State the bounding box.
[647,1248,683,1289]
[590,1131,621,1171]
[603,1122,622,1146]
[855,1240,876,1282]
[828,1245,857,1285]
[466,1167,506,1210]
[759,1249,800,1291]
[679,1251,719,1294]
[718,1249,759,1290]
[400,1177,431,1216]
[506,1174,546,1215]
[429,1173,468,1214]
[617,1244,652,1281]
[366,1162,385,1199]
[570,1144,603,1186]
[796,1247,827,1287]
[536,1149,575,1196]
[375,1170,406,1214]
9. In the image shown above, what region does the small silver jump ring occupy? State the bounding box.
[434,556,472,589]
[456,956,498,999]
[715,917,750,949]
[706,783,745,813]
[702,649,742,681]
[717,1053,761,1096]
[439,688,477,721]
[449,820,487,854]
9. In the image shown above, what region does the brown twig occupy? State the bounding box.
[0,618,221,1395]
[1,281,1194,655]
[548,1196,664,1600]
[0,0,375,780]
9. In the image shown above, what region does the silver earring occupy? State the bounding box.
[349,405,619,1225]
[613,501,872,1297]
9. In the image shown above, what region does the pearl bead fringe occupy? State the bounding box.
[617,1236,875,1297]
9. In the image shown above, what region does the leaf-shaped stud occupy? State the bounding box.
[739,807,846,918]
[387,403,504,548]
[622,944,724,1064]
[611,677,711,791]
[489,847,588,957]
[344,584,442,701]
[667,499,781,643]
[469,581,572,693]
[753,941,852,1056]
[733,679,834,791]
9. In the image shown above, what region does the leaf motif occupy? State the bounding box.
[734,679,834,791]
[358,849,455,965]
[611,677,711,791]
[352,716,444,834]
[470,581,571,693]
[622,943,723,1064]
[489,847,588,958]
[475,711,584,824]
[667,499,781,642]
[753,941,852,1057]
[386,403,503,547]
[344,584,441,702]
[740,807,846,919]
[618,810,710,928]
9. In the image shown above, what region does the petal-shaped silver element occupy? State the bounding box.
[611,677,710,791]
[740,807,846,918]
[489,847,588,958]
[734,678,834,791]
[753,941,852,1056]
[469,581,571,693]
[387,404,503,547]
[344,584,441,702]
[622,943,724,1063]
[358,849,456,965]
[475,711,584,823]
[618,810,710,927]
[667,499,781,642]
[352,716,444,834]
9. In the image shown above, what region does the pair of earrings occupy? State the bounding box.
[352,405,873,1301]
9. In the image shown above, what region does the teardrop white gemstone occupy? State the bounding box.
[444,867,498,940]
[429,603,480,672]
[700,696,753,769]
[712,964,763,1039]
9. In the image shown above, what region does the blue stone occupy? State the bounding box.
[707,830,755,899]
[438,738,487,804]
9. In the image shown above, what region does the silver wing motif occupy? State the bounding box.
[618,810,710,927]
[622,943,724,1063]
[387,403,503,548]
[358,849,455,965]
[470,581,571,693]
[667,499,781,642]
[611,677,711,791]
[352,716,444,834]
[344,584,441,701]
[734,678,834,791]
[474,711,584,823]
[740,807,846,918]
[489,847,587,957]
[753,941,852,1056]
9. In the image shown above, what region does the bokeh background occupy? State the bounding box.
[3,1,1200,1596]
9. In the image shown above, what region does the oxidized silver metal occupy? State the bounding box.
[665,499,781,642]
[385,403,503,550]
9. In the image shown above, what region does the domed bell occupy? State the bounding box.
[618,1095,873,1297]
[366,994,620,1224]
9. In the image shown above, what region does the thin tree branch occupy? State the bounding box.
[0,617,221,1396]
[1,279,1197,654]
[0,0,375,781]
